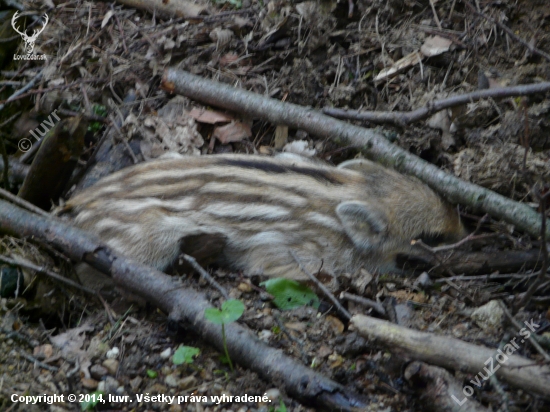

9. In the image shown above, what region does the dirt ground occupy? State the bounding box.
[1,0,550,411]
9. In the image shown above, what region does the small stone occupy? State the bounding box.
[160,348,172,359]
[471,300,505,331]
[165,373,179,387]
[90,364,108,379]
[317,345,332,358]
[33,344,53,360]
[326,315,344,334]
[106,347,120,359]
[178,375,197,390]
[264,388,280,402]
[452,322,470,338]
[103,376,119,393]
[258,330,272,341]
[238,282,252,292]
[81,378,98,389]
[102,359,119,375]
[116,386,125,395]
[130,376,142,391]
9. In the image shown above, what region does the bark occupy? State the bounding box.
[0,200,368,411]
[161,69,549,240]
[351,314,550,399]
[404,361,489,412]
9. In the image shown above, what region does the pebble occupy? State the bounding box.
[102,359,119,375]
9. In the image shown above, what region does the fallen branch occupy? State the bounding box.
[0,199,368,411]
[350,314,550,399]
[404,362,489,412]
[405,249,545,277]
[161,69,550,240]
[322,82,550,126]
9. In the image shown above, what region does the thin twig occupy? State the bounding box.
[499,300,550,362]
[18,350,59,372]
[464,1,550,62]
[0,255,97,295]
[340,292,386,318]
[434,271,540,283]
[323,82,550,126]
[514,190,549,312]
[182,254,229,300]
[0,77,108,106]
[289,250,351,320]
[0,187,51,217]
[0,70,43,112]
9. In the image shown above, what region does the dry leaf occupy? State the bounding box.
[374,52,423,82]
[273,125,288,149]
[213,121,252,144]
[101,11,115,29]
[282,140,316,157]
[188,108,234,124]
[420,35,452,57]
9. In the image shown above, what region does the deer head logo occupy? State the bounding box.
[11,12,49,55]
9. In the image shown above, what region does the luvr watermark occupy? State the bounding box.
[452,318,540,406]
[11,11,48,60]
[18,110,60,152]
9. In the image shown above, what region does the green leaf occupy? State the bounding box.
[261,278,319,310]
[173,345,200,365]
[205,299,245,325]
[275,399,287,412]
[146,369,158,378]
[80,391,104,410]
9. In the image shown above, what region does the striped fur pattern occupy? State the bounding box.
[59,154,464,283]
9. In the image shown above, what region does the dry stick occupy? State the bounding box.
[0,255,97,295]
[162,69,550,240]
[289,250,352,321]
[0,200,367,411]
[0,70,43,112]
[322,82,550,126]
[339,292,386,318]
[18,350,59,372]
[181,254,229,300]
[514,190,550,312]
[0,187,50,217]
[404,362,489,412]
[498,300,550,363]
[464,1,550,62]
[351,314,550,399]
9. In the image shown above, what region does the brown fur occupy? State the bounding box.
[59,154,464,284]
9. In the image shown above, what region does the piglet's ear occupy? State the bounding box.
[336,201,388,251]
[337,159,384,174]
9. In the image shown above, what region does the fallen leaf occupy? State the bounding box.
[188,108,234,124]
[101,11,115,29]
[213,121,252,144]
[374,52,423,82]
[420,35,452,57]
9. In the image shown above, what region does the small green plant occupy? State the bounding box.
[215,0,242,8]
[261,278,319,310]
[172,345,200,365]
[146,369,158,378]
[269,399,287,412]
[80,391,104,411]
[88,104,108,133]
[204,299,245,372]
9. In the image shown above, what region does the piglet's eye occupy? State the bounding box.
[417,232,447,247]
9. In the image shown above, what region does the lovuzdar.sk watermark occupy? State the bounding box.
[452,318,540,406]
[11,11,48,61]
